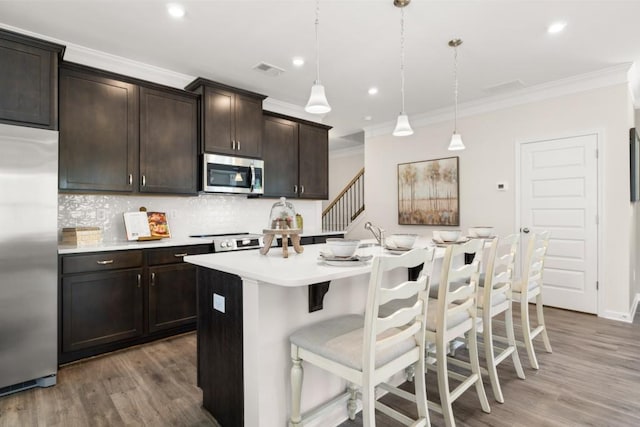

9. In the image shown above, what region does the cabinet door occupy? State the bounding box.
[298,123,329,199]
[148,263,197,333]
[140,87,198,194]
[59,67,138,192]
[0,37,55,128]
[203,86,234,155]
[262,115,298,198]
[61,269,143,352]
[234,94,263,158]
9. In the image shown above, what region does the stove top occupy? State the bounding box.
[189,232,266,252]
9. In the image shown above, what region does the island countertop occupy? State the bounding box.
[184,243,378,287]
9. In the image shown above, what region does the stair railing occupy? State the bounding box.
[322,168,364,232]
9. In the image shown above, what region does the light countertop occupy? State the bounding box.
[57,230,344,255]
[184,238,443,287]
[58,237,214,254]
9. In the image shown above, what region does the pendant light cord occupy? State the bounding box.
[314,0,321,84]
[453,43,458,133]
[400,7,406,114]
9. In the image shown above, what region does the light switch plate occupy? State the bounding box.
[213,293,225,313]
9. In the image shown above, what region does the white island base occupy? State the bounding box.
[185,244,410,426]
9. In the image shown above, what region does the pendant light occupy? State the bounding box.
[305,0,331,114]
[448,38,465,151]
[392,0,413,136]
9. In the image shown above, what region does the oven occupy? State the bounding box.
[203,153,264,195]
[189,232,272,252]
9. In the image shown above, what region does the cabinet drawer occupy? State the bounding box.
[62,250,143,274]
[146,245,211,266]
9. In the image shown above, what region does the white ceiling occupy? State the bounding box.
[2,0,640,150]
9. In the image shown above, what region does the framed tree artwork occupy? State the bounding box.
[398,156,459,225]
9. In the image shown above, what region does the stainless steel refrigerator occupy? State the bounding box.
[0,123,57,395]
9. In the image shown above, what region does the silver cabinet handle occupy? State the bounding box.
[232,140,236,150]
[237,140,241,150]
[294,184,298,193]
[151,272,155,287]
[521,227,530,234]
[137,274,141,288]
[141,175,146,187]
[300,185,305,194]
[128,174,133,186]
[96,259,114,265]
[174,253,188,258]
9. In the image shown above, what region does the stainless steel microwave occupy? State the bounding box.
[203,153,264,195]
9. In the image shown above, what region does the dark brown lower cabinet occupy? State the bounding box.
[61,269,143,353]
[148,263,198,333]
[59,244,210,364]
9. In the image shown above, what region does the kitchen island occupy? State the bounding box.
[185,243,399,427]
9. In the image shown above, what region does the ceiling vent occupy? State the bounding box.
[483,79,525,95]
[252,62,285,77]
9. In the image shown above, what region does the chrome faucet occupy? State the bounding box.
[364,222,385,247]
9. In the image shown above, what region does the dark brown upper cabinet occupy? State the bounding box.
[59,64,139,192]
[185,78,266,158]
[59,63,198,194]
[139,87,198,194]
[262,112,331,200]
[0,29,64,129]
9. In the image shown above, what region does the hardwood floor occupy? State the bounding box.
[0,333,217,427]
[0,304,639,427]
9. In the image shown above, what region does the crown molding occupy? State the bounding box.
[262,98,332,125]
[329,144,364,158]
[0,23,196,89]
[364,63,634,138]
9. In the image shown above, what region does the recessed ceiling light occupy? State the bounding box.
[364,116,372,121]
[547,21,567,34]
[167,3,185,19]
[292,57,305,67]
[368,87,379,95]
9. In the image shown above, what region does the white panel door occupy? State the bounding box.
[519,133,598,313]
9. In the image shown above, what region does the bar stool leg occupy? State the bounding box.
[506,304,526,380]
[290,350,303,426]
[536,294,553,353]
[521,300,539,370]
[347,383,358,420]
[483,313,504,403]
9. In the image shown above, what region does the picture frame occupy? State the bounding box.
[398,156,459,225]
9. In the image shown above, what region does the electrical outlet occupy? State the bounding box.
[497,181,508,191]
[96,209,106,221]
[213,293,225,313]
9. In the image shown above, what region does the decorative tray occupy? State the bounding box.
[318,252,373,266]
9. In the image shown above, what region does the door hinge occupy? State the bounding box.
[595,148,599,158]
[596,281,599,290]
[595,215,599,225]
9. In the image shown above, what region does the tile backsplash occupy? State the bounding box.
[58,193,323,242]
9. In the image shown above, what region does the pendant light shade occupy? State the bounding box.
[393,114,413,136]
[448,133,465,150]
[305,82,331,114]
[393,2,412,137]
[305,0,331,114]
[448,38,465,151]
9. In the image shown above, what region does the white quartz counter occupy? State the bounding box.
[58,237,213,254]
[184,243,376,287]
[184,237,442,287]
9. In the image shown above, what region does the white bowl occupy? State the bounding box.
[471,226,494,238]
[388,234,417,248]
[439,230,461,242]
[326,238,360,257]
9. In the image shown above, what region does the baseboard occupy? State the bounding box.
[631,293,640,322]
[601,309,634,323]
